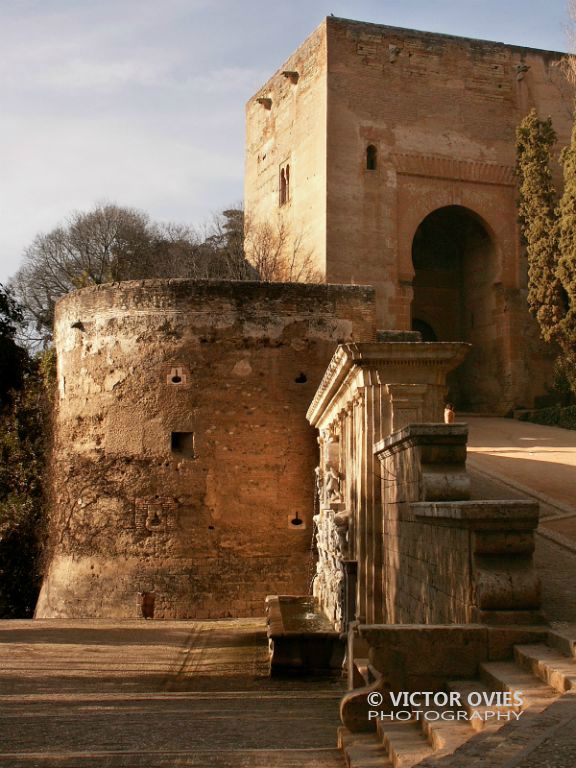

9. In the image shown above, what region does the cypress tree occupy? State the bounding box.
[557,117,576,352]
[516,109,566,344]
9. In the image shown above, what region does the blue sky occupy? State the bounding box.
[0,0,572,283]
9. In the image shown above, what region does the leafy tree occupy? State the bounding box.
[182,208,257,280]
[0,285,28,401]
[516,109,576,400]
[0,289,50,616]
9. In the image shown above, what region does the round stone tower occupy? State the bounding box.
[35,279,375,619]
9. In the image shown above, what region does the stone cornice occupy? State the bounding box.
[411,500,539,530]
[306,342,470,426]
[374,422,469,458]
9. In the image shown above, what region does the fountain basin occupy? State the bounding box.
[265,595,345,676]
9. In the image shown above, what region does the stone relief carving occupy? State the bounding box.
[312,504,349,633]
[324,465,342,503]
[333,509,351,556]
[312,415,349,630]
[314,465,323,500]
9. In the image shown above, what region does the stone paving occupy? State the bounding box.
[0,618,344,767]
[513,696,576,768]
[449,431,576,767]
[422,693,576,768]
[466,416,576,517]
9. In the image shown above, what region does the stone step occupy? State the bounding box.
[446,679,517,732]
[417,705,474,752]
[376,718,435,768]
[514,643,576,693]
[338,726,392,768]
[547,628,576,659]
[479,661,559,712]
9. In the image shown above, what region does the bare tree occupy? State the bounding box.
[244,215,322,283]
[10,204,256,340]
[11,204,160,338]
[11,203,320,343]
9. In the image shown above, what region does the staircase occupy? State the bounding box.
[339,628,576,768]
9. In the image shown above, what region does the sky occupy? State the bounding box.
[0,0,572,284]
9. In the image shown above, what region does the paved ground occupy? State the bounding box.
[0,618,344,767]
[468,467,576,626]
[466,416,576,627]
[466,416,576,518]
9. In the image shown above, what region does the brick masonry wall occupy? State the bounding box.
[325,19,573,410]
[244,21,328,276]
[246,17,575,410]
[325,18,573,306]
[36,280,376,619]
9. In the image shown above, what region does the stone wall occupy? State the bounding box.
[374,425,541,625]
[36,280,376,619]
[356,624,548,693]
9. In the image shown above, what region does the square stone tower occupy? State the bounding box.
[245,17,574,411]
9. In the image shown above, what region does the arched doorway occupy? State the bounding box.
[411,205,501,411]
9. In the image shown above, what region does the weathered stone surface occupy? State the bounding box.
[265,595,344,676]
[355,624,549,690]
[373,426,542,625]
[340,681,393,733]
[37,280,376,619]
[360,624,489,691]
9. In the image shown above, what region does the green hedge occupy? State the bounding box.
[519,405,576,430]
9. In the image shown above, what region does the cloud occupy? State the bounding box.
[0,110,244,281]
[0,0,213,93]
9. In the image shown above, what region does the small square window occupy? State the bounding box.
[171,432,196,458]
